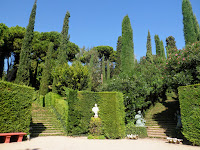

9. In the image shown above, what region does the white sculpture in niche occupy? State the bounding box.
[92,104,99,118]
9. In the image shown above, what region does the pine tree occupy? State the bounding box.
[121,15,134,75]
[146,30,153,63]
[39,42,54,96]
[182,0,197,44]
[115,36,122,74]
[15,0,37,85]
[160,40,165,58]
[102,55,106,84]
[107,60,110,81]
[154,34,161,56]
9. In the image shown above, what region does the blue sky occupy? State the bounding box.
[0,0,200,60]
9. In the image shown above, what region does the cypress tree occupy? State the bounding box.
[15,0,37,85]
[193,14,200,41]
[146,30,153,63]
[182,0,197,44]
[115,36,122,74]
[166,36,177,48]
[39,42,54,96]
[57,11,70,64]
[107,60,110,81]
[160,40,165,58]
[102,55,106,84]
[154,34,161,56]
[52,11,70,93]
[121,15,134,74]
[166,36,177,59]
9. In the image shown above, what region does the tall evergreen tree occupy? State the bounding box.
[154,34,161,56]
[166,36,177,48]
[146,30,153,63]
[107,60,110,81]
[193,14,200,41]
[52,11,70,93]
[121,15,134,75]
[15,0,37,85]
[57,11,70,64]
[182,0,197,44]
[166,36,177,58]
[39,42,54,96]
[115,36,122,74]
[102,55,106,84]
[160,40,165,58]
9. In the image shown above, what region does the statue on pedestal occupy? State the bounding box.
[92,104,99,118]
[135,110,146,127]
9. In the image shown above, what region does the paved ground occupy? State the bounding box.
[0,136,200,150]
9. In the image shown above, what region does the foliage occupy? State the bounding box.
[102,55,106,84]
[106,60,110,81]
[146,30,153,63]
[121,15,134,75]
[182,0,198,44]
[88,48,101,91]
[178,84,200,145]
[95,46,114,60]
[115,36,122,75]
[89,117,102,136]
[53,11,70,93]
[154,34,161,56]
[57,11,70,64]
[164,41,200,90]
[39,42,54,95]
[15,0,37,85]
[0,23,9,78]
[193,15,200,41]
[0,80,34,134]
[67,61,89,90]
[160,40,165,59]
[166,36,177,58]
[45,92,68,133]
[102,57,164,123]
[68,90,125,139]
[126,121,148,138]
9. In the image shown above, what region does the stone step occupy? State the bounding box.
[31,132,65,137]
[31,130,64,133]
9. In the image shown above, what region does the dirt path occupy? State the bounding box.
[0,136,199,150]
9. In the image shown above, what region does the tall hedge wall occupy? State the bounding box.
[178,84,200,145]
[45,92,68,133]
[0,80,34,134]
[68,90,125,138]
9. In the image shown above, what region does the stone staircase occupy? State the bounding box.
[30,102,66,137]
[145,100,179,138]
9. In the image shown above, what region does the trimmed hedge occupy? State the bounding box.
[0,80,34,134]
[45,92,68,133]
[126,122,147,138]
[178,84,200,145]
[68,90,125,138]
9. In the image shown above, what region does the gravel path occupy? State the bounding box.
[0,136,199,150]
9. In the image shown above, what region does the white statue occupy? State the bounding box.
[92,104,99,118]
[135,110,146,127]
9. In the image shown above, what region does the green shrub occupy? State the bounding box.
[126,121,148,138]
[87,134,106,139]
[0,80,34,134]
[89,117,102,136]
[178,84,200,145]
[68,90,125,139]
[45,92,68,133]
